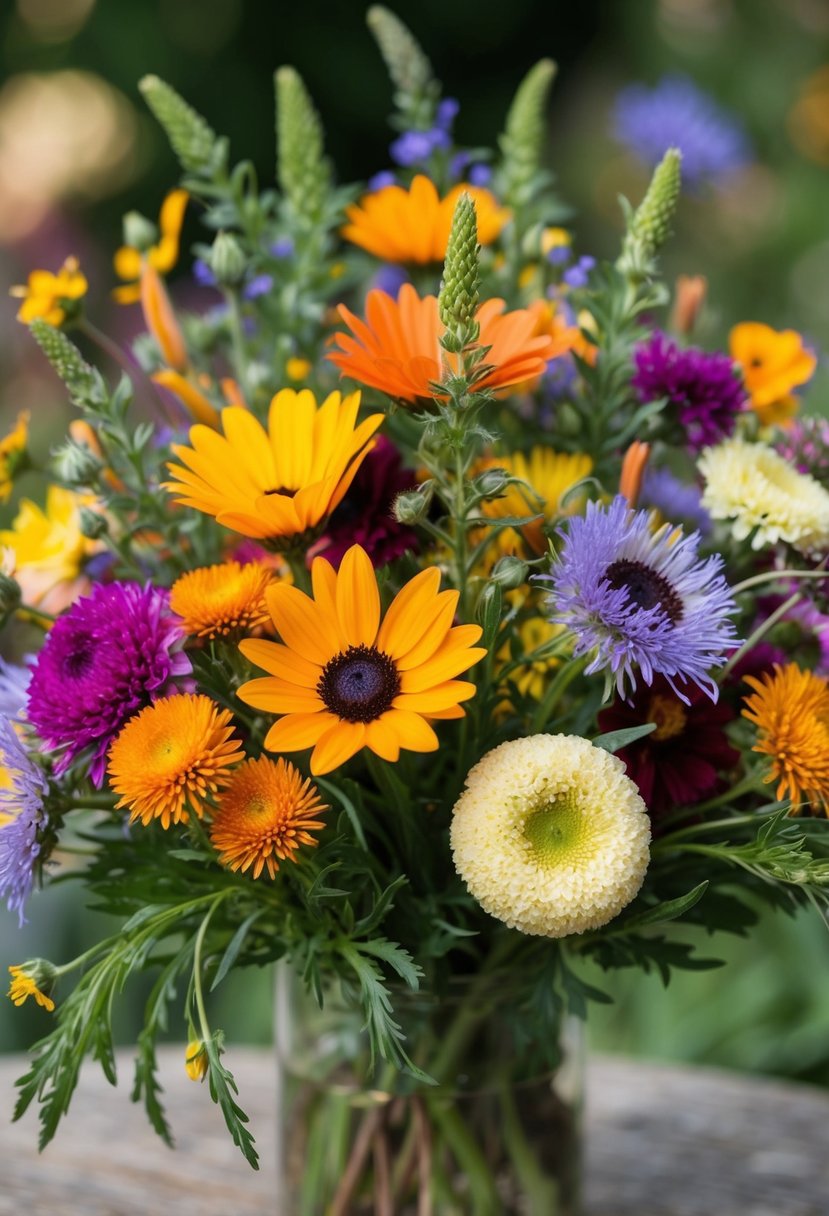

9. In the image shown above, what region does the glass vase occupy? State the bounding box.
[273,964,584,1215]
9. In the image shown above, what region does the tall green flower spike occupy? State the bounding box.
[28,321,105,410]
[617,147,682,281]
[367,6,440,130]
[139,76,221,176]
[275,66,330,224]
[439,193,481,349]
[499,58,558,202]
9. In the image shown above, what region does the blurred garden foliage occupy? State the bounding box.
[2,0,829,1083]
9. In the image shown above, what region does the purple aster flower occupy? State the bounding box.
[316,435,419,570]
[243,273,274,300]
[641,467,712,536]
[372,264,410,297]
[542,495,738,701]
[468,163,493,187]
[368,170,397,192]
[390,128,450,167]
[0,656,34,720]
[613,76,749,187]
[26,583,191,787]
[633,331,746,452]
[562,255,596,289]
[270,237,295,259]
[436,97,460,131]
[0,717,49,924]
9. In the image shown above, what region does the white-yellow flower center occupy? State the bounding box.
[523,795,586,867]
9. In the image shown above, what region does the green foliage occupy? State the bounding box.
[498,59,557,204]
[617,147,683,282]
[275,66,330,224]
[27,322,106,411]
[139,75,225,178]
[366,6,440,130]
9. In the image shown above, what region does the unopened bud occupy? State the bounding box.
[185,1039,208,1082]
[123,211,158,253]
[209,232,247,287]
[670,274,707,336]
[474,466,509,498]
[0,572,22,621]
[52,439,103,488]
[490,555,529,590]
[393,483,433,525]
[79,507,108,540]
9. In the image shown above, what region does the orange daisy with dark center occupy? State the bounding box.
[237,545,487,775]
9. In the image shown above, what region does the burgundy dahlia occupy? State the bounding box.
[27,582,191,786]
[315,434,418,570]
[632,331,746,452]
[598,674,740,818]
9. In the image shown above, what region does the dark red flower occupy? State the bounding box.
[598,674,740,817]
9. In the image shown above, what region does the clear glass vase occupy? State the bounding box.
[273,964,584,1215]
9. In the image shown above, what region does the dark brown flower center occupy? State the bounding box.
[605,558,684,624]
[317,644,401,724]
[647,693,688,742]
[264,486,297,498]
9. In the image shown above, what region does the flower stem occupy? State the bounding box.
[719,590,801,681]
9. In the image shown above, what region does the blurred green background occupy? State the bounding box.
[2,0,829,1083]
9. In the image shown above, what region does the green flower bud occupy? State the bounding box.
[617,148,682,280]
[0,571,22,622]
[475,580,503,646]
[52,439,103,488]
[439,193,480,341]
[275,66,330,223]
[499,59,557,200]
[393,482,433,525]
[78,507,109,540]
[209,232,247,287]
[366,6,440,129]
[490,555,529,590]
[139,75,220,176]
[474,466,509,498]
[122,211,157,253]
[27,321,105,410]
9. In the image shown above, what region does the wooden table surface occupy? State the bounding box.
[1,1047,827,1215]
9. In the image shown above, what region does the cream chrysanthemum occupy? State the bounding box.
[450,734,651,938]
[699,436,829,555]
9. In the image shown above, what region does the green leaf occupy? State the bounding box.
[210,909,266,992]
[621,881,709,930]
[593,722,656,752]
[354,876,408,937]
[204,1031,259,1169]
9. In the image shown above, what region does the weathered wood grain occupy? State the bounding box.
[0,1048,826,1214]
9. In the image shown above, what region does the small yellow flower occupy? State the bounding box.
[113,188,188,305]
[0,485,100,612]
[541,227,571,256]
[10,256,87,328]
[185,1039,208,1081]
[286,356,312,381]
[0,412,30,503]
[7,964,55,1012]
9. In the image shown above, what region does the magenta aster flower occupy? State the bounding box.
[543,496,738,701]
[775,417,829,484]
[597,675,739,818]
[0,717,49,924]
[27,583,191,786]
[314,434,418,570]
[633,331,746,452]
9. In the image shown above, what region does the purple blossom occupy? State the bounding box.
[372,264,410,297]
[270,237,295,259]
[563,256,595,289]
[541,495,738,701]
[775,417,829,483]
[436,97,460,131]
[641,467,712,536]
[633,331,746,452]
[0,656,34,720]
[243,273,274,300]
[0,717,49,924]
[367,171,397,193]
[26,583,191,787]
[317,435,419,570]
[613,76,749,187]
[546,245,571,267]
[468,163,493,187]
[193,258,218,288]
[390,128,450,167]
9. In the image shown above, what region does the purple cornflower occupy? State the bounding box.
[640,467,712,537]
[316,435,418,570]
[613,76,749,187]
[563,256,595,289]
[26,583,191,787]
[542,495,738,701]
[633,331,746,452]
[0,717,49,924]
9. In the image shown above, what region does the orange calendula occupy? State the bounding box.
[164,391,383,546]
[729,322,817,426]
[211,756,327,878]
[113,188,188,304]
[329,285,559,408]
[238,544,487,776]
[10,256,87,328]
[742,663,829,813]
[341,174,508,263]
[170,561,274,640]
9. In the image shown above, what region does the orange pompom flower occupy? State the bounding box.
[742,663,829,813]
[341,174,508,264]
[237,544,487,775]
[329,285,559,408]
[730,322,817,426]
[108,694,244,828]
[210,756,327,878]
[170,561,274,640]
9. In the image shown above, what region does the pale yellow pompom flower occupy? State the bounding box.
[699,436,829,556]
[450,734,651,938]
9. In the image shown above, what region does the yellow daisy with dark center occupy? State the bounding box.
[108,694,245,828]
[170,561,275,639]
[210,756,327,878]
[238,545,487,775]
[164,390,384,548]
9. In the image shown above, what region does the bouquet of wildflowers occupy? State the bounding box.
[4,10,829,1213]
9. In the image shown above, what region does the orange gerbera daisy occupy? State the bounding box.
[742,663,829,813]
[730,322,817,426]
[164,391,383,545]
[108,694,244,828]
[237,544,487,775]
[170,561,275,639]
[329,285,559,408]
[211,756,327,878]
[341,174,508,263]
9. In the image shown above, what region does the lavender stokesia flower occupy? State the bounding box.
[613,76,749,187]
[632,331,746,452]
[544,496,738,701]
[27,582,191,787]
[0,717,49,924]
